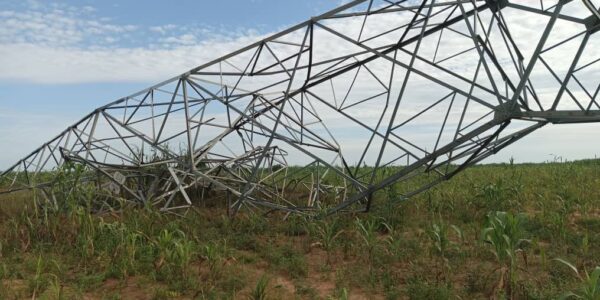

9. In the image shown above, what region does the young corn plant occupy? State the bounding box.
[203,242,220,272]
[581,233,590,259]
[384,222,414,262]
[74,207,98,264]
[338,288,349,300]
[97,221,144,278]
[0,262,8,280]
[428,221,463,261]
[28,255,47,297]
[328,288,349,300]
[173,239,194,275]
[249,275,270,300]
[149,227,195,291]
[122,229,143,276]
[554,259,600,300]
[481,211,530,298]
[155,229,194,280]
[355,217,387,267]
[532,239,548,272]
[46,274,64,300]
[310,219,343,265]
[202,240,229,280]
[155,228,177,270]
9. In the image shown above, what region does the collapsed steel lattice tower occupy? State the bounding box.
[1,0,600,216]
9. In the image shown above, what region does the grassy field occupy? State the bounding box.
[0,160,599,299]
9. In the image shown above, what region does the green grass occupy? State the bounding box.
[1,159,600,299]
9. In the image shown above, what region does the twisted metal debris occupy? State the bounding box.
[1,0,599,216]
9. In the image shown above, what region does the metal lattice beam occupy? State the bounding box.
[1,0,599,217]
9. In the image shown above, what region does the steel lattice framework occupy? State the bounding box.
[1,0,600,216]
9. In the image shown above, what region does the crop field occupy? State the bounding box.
[0,159,599,299]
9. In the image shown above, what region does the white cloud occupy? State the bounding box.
[161,34,198,46]
[0,1,269,84]
[0,4,137,47]
[0,40,265,84]
[149,24,177,35]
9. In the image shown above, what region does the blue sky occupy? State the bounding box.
[0,0,345,103]
[0,0,599,169]
[0,0,348,168]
